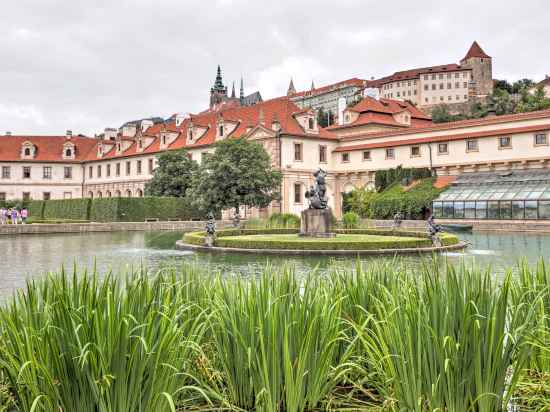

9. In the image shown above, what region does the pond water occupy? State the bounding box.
[0,230,549,297]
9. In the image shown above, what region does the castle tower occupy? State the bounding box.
[460,41,493,98]
[210,65,228,109]
[287,78,296,96]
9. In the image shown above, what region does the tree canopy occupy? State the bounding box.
[188,138,282,215]
[144,149,198,197]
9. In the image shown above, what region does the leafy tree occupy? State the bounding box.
[487,88,516,115]
[512,78,535,94]
[188,138,282,216]
[144,149,198,197]
[494,79,513,94]
[430,104,466,123]
[516,85,550,113]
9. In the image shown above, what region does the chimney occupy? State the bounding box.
[5,131,11,136]
[66,130,72,139]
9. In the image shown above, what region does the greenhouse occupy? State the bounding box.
[432,170,550,220]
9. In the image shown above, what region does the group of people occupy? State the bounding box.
[0,207,28,225]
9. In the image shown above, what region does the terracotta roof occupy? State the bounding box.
[0,135,97,162]
[462,41,490,61]
[434,176,457,189]
[333,123,550,152]
[326,97,432,131]
[290,78,365,98]
[340,108,550,142]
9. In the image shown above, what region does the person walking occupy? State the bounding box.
[20,208,28,224]
[11,208,18,225]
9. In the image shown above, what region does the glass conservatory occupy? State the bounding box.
[432,170,550,220]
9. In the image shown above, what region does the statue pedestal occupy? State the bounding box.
[300,209,336,238]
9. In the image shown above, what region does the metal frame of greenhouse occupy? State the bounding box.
[432,169,550,220]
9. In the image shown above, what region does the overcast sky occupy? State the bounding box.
[1,0,549,135]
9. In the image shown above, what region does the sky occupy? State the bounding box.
[1,0,549,135]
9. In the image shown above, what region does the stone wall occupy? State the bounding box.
[0,220,233,236]
[368,219,550,233]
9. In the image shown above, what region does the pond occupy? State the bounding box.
[0,230,549,297]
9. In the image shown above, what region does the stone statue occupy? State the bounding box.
[204,212,216,247]
[305,168,328,209]
[393,211,403,229]
[427,215,442,247]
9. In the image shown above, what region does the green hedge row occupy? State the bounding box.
[9,197,202,222]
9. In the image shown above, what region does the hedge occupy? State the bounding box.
[184,228,460,250]
[43,199,91,220]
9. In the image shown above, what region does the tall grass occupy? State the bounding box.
[0,260,548,411]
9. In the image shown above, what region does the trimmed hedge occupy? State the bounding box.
[43,199,91,220]
[184,228,460,250]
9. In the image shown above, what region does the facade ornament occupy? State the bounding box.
[305,168,328,209]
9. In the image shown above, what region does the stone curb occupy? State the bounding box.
[175,240,467,256]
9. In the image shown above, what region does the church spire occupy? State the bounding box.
[311,80,315,90]
[231,81,236,98]
[239,76,245,101]
[213,65,224,90]
[287,78,296,96]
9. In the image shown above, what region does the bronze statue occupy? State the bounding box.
[305,168,328,209]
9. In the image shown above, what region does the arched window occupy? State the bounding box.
[24,148,31,156]
[308,118,314,129]
[88,191,94,199]
[136,189,143,197]
[65,148,72,157]
[126,190,132,197]
[97,191,103,199]
[115,190,121,197]
[219,125,224,137]
[106,191,112,198]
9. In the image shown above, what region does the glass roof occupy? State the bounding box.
[435,179,550,202]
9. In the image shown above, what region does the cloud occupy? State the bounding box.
[0,0,548,135]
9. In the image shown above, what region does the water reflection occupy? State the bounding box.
[0,230,549,297]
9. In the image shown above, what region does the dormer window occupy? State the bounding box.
[308,118,314,129]
[161,135,166,145]
[219,125,224,137]
[138,139,143,149]
[117,143,121,152]
[189,129,193,140]
[24,148,31,156]
[65,148,72,157]
[21,142,36,159]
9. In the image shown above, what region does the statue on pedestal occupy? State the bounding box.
[305,168,328,209]
[427,215,442,247]
[205,212,216,247]
[393,211,403,229]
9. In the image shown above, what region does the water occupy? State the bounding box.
[0,230,549,297]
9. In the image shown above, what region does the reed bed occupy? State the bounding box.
[0,260,548,411]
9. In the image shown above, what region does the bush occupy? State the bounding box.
[375,166,432,192]
[267,213,301,228]
[342,212,360,229]
[43,199,91,220]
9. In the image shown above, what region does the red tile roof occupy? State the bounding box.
[0,135,97,162]
[326,97,432,131]
[290,78,365,98]
[462,41,490,61]
[333,123,550,152]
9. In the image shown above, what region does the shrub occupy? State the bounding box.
[43,199,91,220]
[342,212,360,229]
[375,166,432,191]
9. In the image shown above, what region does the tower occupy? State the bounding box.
[210,65,228,109]
[287,78,296,96]
[460,41,493,98]
[239,76,245,104]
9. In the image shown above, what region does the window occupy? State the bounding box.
[64,167,72,179]
[410,146,421,157]
[386,148,395,159]
[446,73,451,79]
[126,161,131,175]
[424,75,428,80]
[455,82,460,88]
[23,166,31,179]
[448,96,452,101]
[24,148,31,156]
[88,166,93,178]
[439,74,443,80]
[447,83,452,89]
[440,96,444,101]
[396,92,400,97]
[43,192,51,201]
[294,183,302,203]
[319,145,327,163]
[65,148,72,157]
[148,158,154,173]
[137,160,142,174]
[341,152,350,162]
[498,136,511,149]
[0,192,5,201]
[97,165,102,178]
[1,166,10,179]
[308,118,314,129]
[464,95,468,100]
[294,143,302,161]
[534,133,548,145]
[438,143,449,154]
[43,166,52,179]
[439,83,444,89]
[456,95,460,100]
[363,150,371,161]
[219,125,224,137]
[22,192,31,201]
[116,163,120,176]
[431,74,436,80]
[431,84,436,90]
[463,82,468,88]
[107,164,111,177]
[455,73,460,78]
[466,139,478,152]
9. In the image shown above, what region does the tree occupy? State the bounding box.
[512,78,535,94]
[516,85,550,113]
[144,149,198,197]
[431,104,466,123]
[494,79,513,94]
[188,138,282,216]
